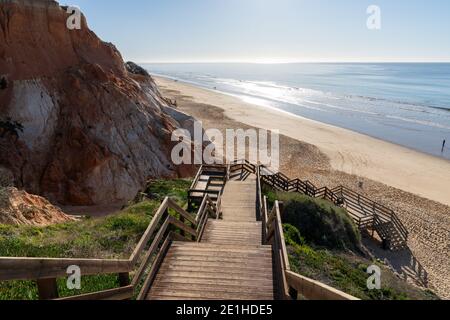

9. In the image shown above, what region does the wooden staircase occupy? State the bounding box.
[147,176,274,300]
[260,166,408,251]
[0,161,360,301]
[188,165,227,210]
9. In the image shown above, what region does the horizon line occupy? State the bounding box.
[133,59,450,65]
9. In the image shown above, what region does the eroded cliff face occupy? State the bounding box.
[0,186,76,226]
[0,0,194,206]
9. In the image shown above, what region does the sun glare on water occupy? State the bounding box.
[248,58,299,64]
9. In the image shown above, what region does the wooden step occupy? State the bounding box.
[202,231,261,238]
[159,264,273,275]
[152,269,273,283]
[170,242,270,250]
[159,258,272,269]
[167,249,271,260]
[150,284,274,297]
[147,177,275,300]
[202,236,262,246]
[202,221,262,245]
[164,253,272,264]
[149,289,273,301]
[152,278,273,290]
[204,221,261,231]
[146,240,273,300]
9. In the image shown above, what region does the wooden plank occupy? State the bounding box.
[167,199,196,224]
[153,276,272,288]
[57,285,134,301]
[159,260,273,270]
[37,278,58,300]
[149,289,273,301]
[196,212,210,242]
[118,272,131,287]
[0,258,130,281]
[194,196,209,225]
[168,216,197,238]
[275,201,290,271]
[137,236,172,300]
[189,165,203,190]
[149,286,273,300]
[131,218,170,287]
[285,270,359,300]
[277,249,290,300]
[130,197,169,264]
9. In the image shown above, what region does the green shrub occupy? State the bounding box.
[143,179,191,205]
[276,192,361,252]
[283,224,305,246]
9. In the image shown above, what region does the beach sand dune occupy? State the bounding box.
[155,76,450,299]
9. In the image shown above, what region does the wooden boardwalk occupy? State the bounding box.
[147,177,274,300]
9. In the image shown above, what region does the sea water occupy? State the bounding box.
[144,63,450,160]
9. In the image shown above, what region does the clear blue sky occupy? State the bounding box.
[61,0,450,63]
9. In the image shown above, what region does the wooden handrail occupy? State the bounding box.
[189,165,204,191]
[131,217,171,288]
[130,197,169,264]
[57,285,134,301]
[259,164,408,248]
[0,192,220,300]
[333,187,408,240]
[263,198,359,300]
[264,200,290,299]
[285,271,360,301]
[256,165,263,222]
[0,257,131,282]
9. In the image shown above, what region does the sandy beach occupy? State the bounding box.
[155,76,450,207]
[154,75,450,299]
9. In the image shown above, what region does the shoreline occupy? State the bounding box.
[154,75,450,207]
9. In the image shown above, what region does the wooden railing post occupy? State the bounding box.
[37,278,59,300]
[289,286,298,300]
[179,215,186,238]
[118,272,131,287]
[278,201,285,220]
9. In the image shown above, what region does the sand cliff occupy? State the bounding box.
[0,0,194,206]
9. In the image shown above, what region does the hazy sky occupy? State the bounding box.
[61,0,450,63]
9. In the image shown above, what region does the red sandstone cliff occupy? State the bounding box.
[0,0,194,206]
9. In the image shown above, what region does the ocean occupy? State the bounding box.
[143,63,450,160]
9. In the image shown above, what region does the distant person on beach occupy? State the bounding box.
[442,139,446,153]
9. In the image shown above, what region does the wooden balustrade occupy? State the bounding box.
[0,194,219,300]
[260,194,358,300]
[258,163,408,250]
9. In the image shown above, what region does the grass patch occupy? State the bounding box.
[0,179,191,300]
[265,189,438,300]
[142,179,191,205]
[285,225,438,300]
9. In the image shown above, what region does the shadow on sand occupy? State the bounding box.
[363,236,429,288]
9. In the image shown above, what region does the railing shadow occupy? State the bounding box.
[362,237,429,288]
